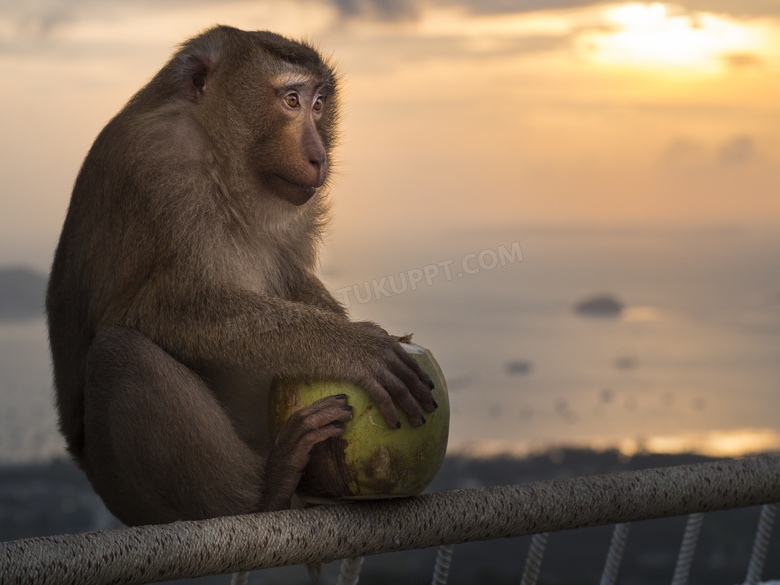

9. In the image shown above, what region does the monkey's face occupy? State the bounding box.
[175,32,338,207]
[251,73,333,206]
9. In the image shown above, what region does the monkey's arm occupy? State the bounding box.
[288,271,348,317]
[108,276,435,428]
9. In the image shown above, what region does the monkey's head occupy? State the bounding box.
[164,26,340,206]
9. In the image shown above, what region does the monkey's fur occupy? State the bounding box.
[46,26,436,526]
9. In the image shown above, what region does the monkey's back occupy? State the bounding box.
[46,25,339,463]
[46,88,189,460]
[47,114,136,460]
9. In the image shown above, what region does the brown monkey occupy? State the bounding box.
[46,26,436,526]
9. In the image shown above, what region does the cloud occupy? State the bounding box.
[431,0,606,15]
[322,0,611,24]
[4,0,780,38]
[0,0,346,58]
[671,0,780,18]
[2,0,777,67]
[331,0,419,21]
[426,0,780,19]
[0,0,210,52]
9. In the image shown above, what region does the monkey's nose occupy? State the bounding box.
[308,152,327,186]
[303,124,327,185]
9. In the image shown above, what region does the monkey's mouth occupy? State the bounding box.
[269,175,319,206]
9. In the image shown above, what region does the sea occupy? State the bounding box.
[1,224,779,464]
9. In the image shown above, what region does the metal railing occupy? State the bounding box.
[1,455,778,585]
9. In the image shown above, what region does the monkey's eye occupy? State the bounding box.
[313,96,324,112]
[284,93,300,108]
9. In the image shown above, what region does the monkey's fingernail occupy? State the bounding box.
[428,381,435,390]
[332,421,345,429]
[334,394,347,399]
[421,416,427,424]
[432,400,439,409]
[396,421,401,429]
[341,405,353,411]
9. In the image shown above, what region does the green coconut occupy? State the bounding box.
[268,341,449,502]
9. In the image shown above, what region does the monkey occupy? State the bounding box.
[46,25,437,527]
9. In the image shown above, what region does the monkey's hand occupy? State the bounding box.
[260,395,353,513]
[345,321,437,430]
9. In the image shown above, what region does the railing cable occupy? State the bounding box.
[745,503,778,585]
[520,532,549,585]
[337,556,364,585]
[670,512,704,585]
[600,523,630,585]
[431,545,454,585]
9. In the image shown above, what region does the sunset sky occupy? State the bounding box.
[1,0,779,270]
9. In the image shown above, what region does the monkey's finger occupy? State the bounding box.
[376,369,426,427]
[308,396,354,424]
[287,423,348,473]
[277,396,351,445]
[273,421,347,473]
[380,353,435,415]
[388,359,437,414]
[356,377,401,429]
[292,394,351,421]
[300,422,348,449]
[393,344,435,389]
[263,422,347,512]
[389,348,437,413]
[307,393,349,408]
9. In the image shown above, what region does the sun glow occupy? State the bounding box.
[586,2,762,70]
[450,429,780,459]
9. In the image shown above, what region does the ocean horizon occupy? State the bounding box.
[1,224,779,464]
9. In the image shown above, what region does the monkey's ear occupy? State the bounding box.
[180,54,215,103]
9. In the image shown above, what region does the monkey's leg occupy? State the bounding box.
[82,327,266,526]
